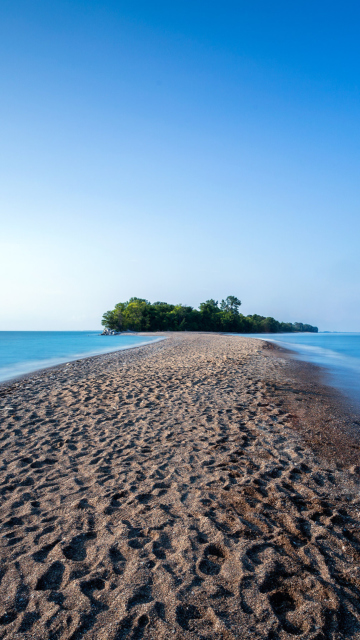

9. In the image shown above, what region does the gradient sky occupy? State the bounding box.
[1,1,360,330]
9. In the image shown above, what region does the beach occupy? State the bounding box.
[0,333,360,639]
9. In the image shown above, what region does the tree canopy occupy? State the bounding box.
[101,297,318,333]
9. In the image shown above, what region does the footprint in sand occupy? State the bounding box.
[198,544,226,576]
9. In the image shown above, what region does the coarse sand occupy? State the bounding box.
[0,333,360,639]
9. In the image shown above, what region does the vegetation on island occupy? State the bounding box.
[102,297,318,333]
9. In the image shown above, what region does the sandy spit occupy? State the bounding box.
[0,333,359,640]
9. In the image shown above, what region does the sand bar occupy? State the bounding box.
[0,333,360,639]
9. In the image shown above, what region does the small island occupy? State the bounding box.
[102,296,318,333]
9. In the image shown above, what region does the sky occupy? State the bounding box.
[1,1,360,331]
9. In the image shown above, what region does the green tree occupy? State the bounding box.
[199,299,221,331]
[220,296,241,313]
[123,298,150,331]
[101,308,123,331]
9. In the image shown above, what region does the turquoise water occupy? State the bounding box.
[244,333,360,408]
[0,332,163,383]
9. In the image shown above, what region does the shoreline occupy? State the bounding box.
[0,333,359,639]
[3,331,359,417]
[258,339,360,470]
[3,332,359,451]
[0,334,166,390]
[2,331,360,475]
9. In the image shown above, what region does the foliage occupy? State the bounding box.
[101,297,318,333]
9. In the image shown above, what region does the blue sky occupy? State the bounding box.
[1,1,359,330]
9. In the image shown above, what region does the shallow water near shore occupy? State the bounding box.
[0,331,162,382]
[243,332,360,409]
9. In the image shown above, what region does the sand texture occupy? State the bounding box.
[0,333,360,640]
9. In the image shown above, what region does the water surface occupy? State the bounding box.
[0,331,163,383]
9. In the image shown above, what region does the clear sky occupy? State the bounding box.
[1,1,359,331]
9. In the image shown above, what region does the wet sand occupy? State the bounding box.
[0,333,360,639]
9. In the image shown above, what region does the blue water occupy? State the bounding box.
[244,333,360,408]
[0,332,163,383]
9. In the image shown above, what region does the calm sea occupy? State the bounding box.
[246,333,360,409]
[0,331,163,383]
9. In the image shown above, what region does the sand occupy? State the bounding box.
[0,333,360,640]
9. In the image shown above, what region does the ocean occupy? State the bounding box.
[247,332,360,409]
[0,331,163,383]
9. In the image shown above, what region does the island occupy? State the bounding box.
[102,296,318,333]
